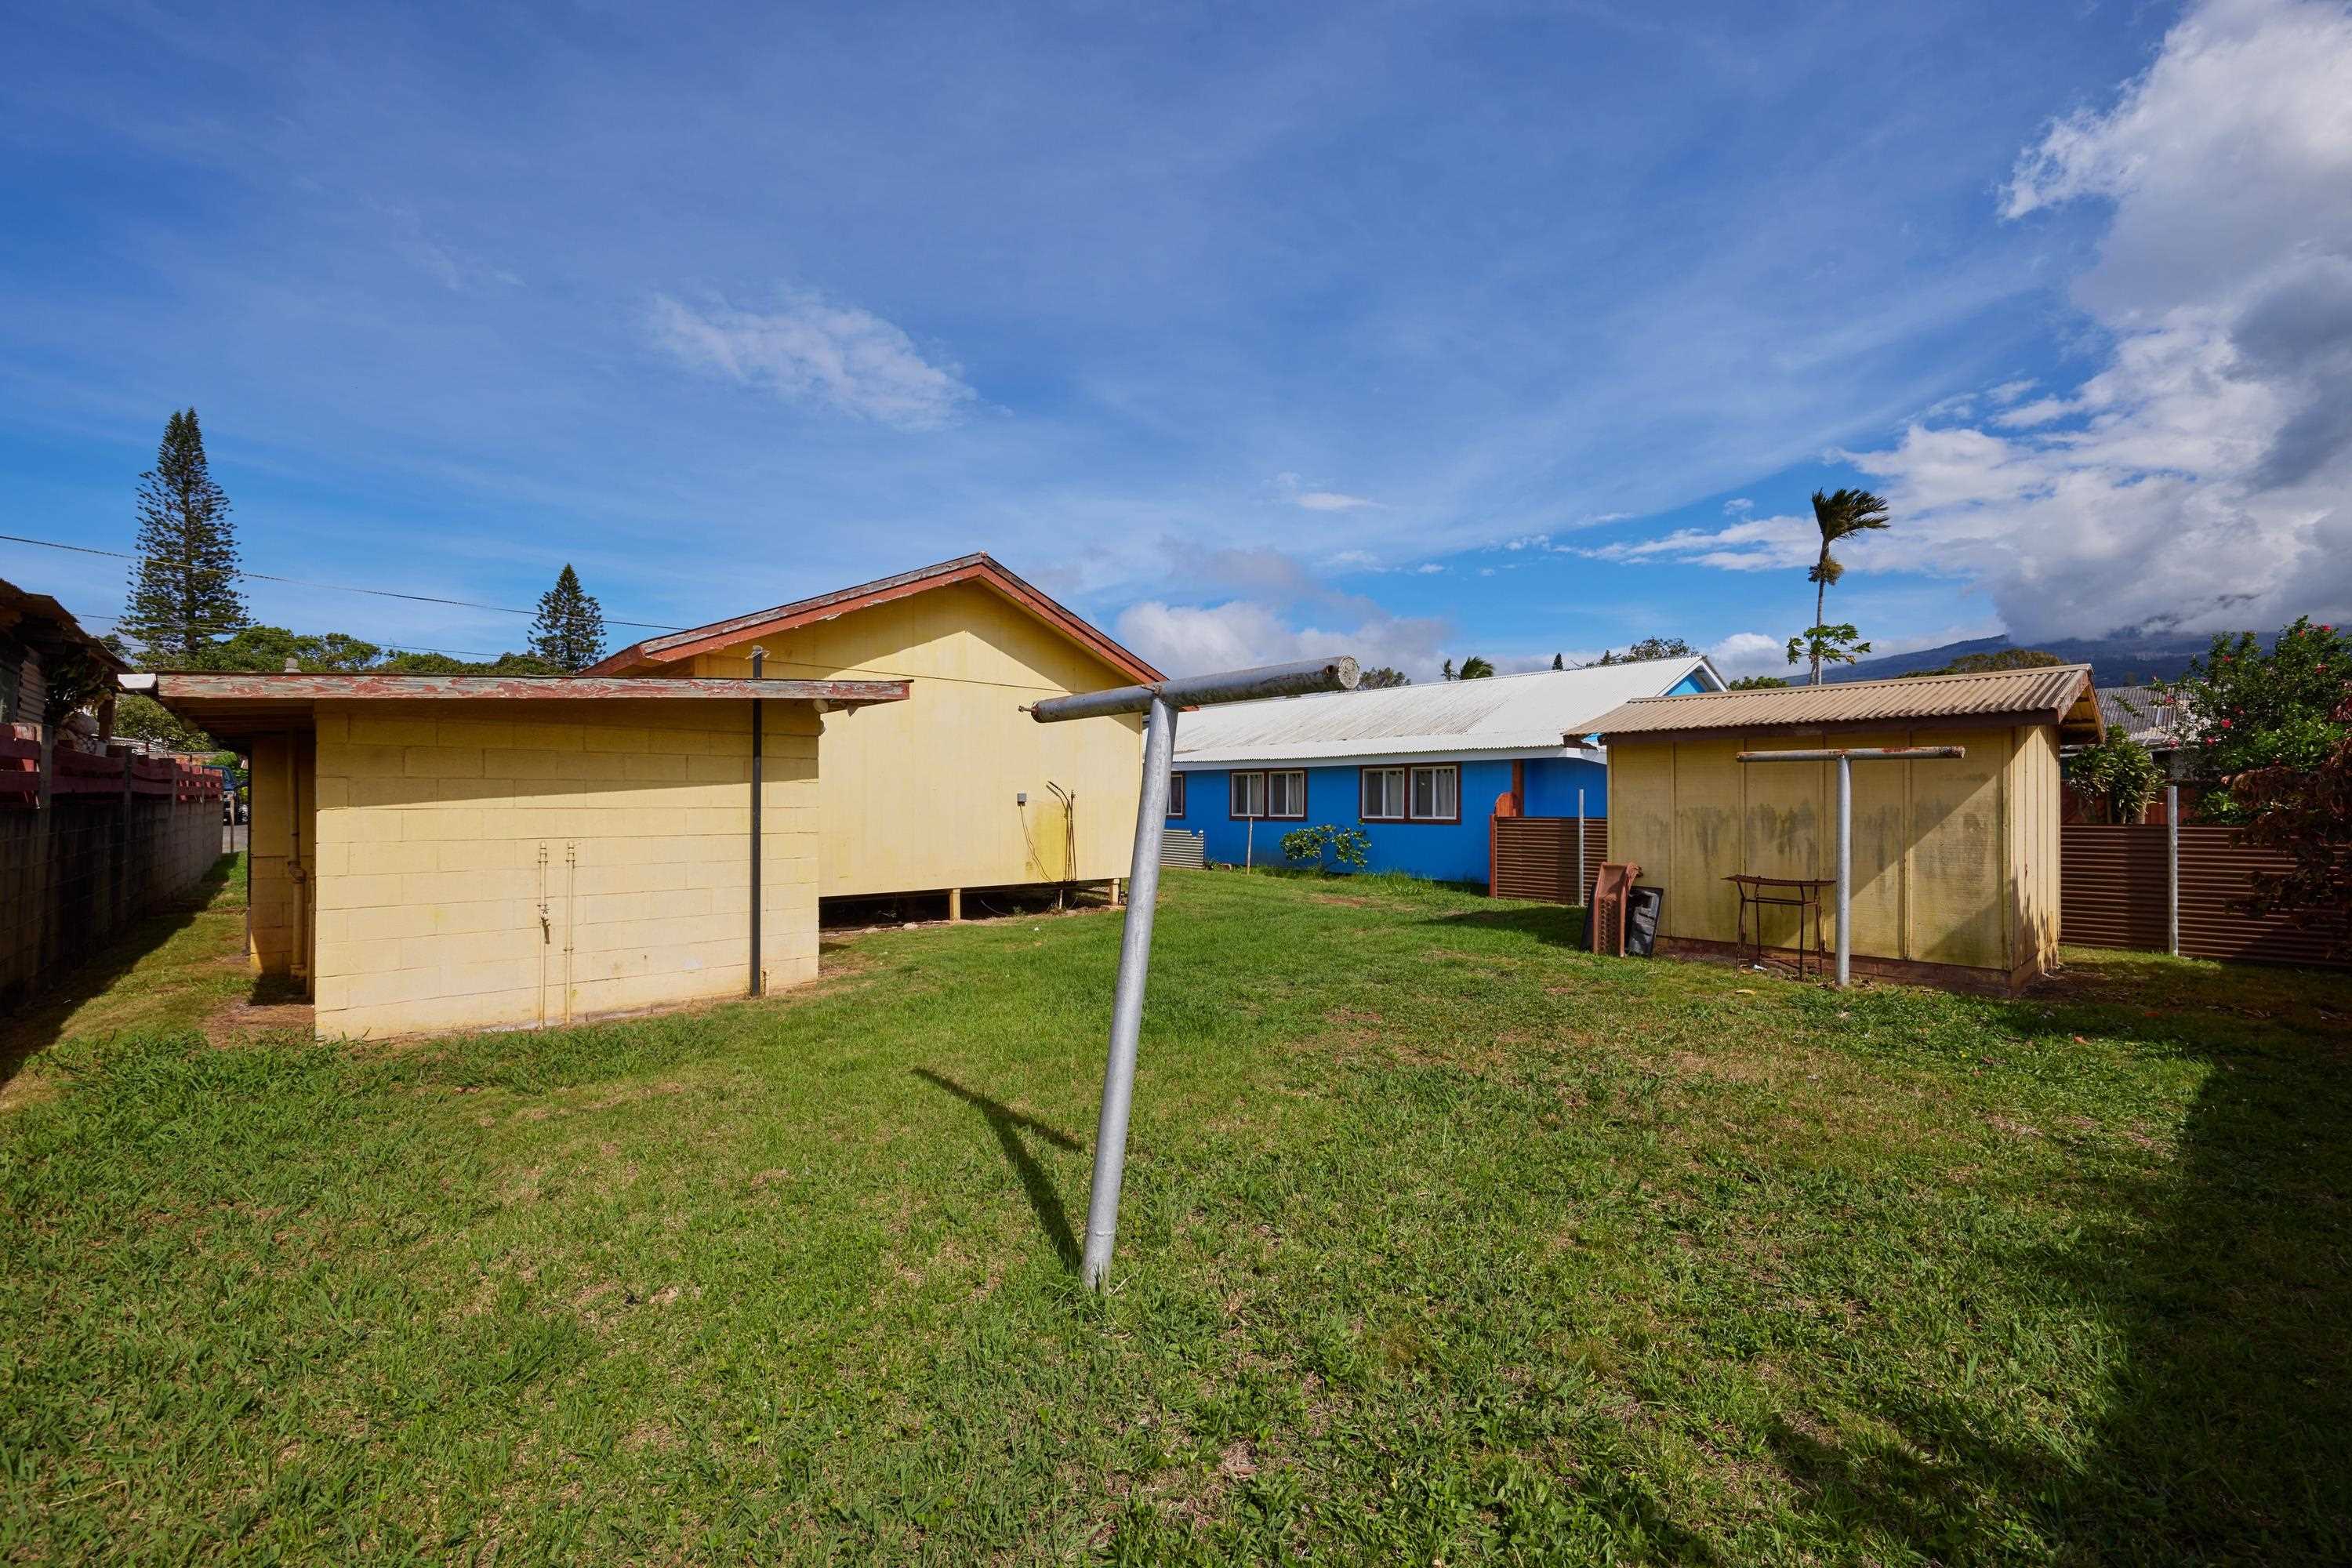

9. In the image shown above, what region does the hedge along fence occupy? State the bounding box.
[2060,824,2347,969]
[1491,815,1609,906]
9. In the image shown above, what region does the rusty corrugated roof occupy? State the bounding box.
[1588,664,2102,741]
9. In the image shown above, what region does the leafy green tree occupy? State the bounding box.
[1440,659,1456,681]
[1457,655,1495,679]
[1622,637,1695,660]
[1802,488,1889,684]
[1551,653,1565,670]
[111,693,216,753]
[2161,617,2351,825]
[1786,623,1872,677]
[529,565,606,672]
[192,626,383,673]
[1726,674,1789,690]
[2227,676,2352,953]
[1356,666,1410,688]
[2065,733,2163,824]
[121,408,245,663]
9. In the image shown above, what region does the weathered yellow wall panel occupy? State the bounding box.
[1667,738,1744,942]
[1609,723,2054,978]
[684,580,1145,898]
[309,698,819,1038]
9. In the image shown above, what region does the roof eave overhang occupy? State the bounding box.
[1173,742,1602,771]
[1599,707,2099,748]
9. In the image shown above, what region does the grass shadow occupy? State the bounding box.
[0,854,241,1090]
[1763,953,2352,1559]
[911,1067,1083,1269]
[1415,903,1589,947]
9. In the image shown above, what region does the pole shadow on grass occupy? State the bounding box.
[911,1068,1083,1269]
[1759,956,2352,1561]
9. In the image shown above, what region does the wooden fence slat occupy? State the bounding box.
[1492,816,1608,905]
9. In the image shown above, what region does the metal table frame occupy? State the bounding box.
[1726,874,1831,981]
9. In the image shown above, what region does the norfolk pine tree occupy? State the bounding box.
[528,565,607,672]
[122,408,245,663]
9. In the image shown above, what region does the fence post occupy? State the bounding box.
[2166,782,2180,957]
[1577,787,1587,906]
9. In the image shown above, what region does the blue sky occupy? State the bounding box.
[5,0,2348,678]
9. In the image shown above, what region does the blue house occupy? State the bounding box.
[1167,657,1722,884]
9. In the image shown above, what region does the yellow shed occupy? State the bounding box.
[587,554,1162,908]
[145,670,907,1038]
[1588,666,2103,989]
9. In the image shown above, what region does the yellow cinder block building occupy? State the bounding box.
[586,554,1162,906]
[1588,666,2103,989]
[143,670,907,1038]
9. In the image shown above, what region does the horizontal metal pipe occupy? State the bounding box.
[1029,655,1360,724]
[1735,746,1966,762]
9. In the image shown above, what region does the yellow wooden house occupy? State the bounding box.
[587,554,1162,908]
[1588,666,2103,989]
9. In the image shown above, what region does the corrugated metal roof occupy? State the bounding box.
[1172,658,1719,766]
[2096,684,2194,748]
[1589,664,2100,740]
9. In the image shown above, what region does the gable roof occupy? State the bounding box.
[1589,664,2103,743]
[1171,658,1722,768]
[585,553,1160,684]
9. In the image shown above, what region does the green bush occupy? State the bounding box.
[1279,823,1370,871]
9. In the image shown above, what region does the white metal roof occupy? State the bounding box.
[1171,658,1720,768]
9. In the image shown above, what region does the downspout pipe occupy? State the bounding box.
[749,646,766,997]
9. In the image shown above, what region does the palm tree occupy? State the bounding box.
[1457,655,1496,679]
[1804,488,1890,684]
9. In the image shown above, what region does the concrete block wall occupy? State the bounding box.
[309,698,818,1038]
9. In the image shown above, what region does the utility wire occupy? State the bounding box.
[0,531,688,632]
[68,608,517,663]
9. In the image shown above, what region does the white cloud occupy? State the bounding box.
[1273,472,1381,512]
[1571,513,1819,573]
[1705,631,1789,677]
[1602,0,2352,639]
[1114,598,1450,680]
[650,287,976,430]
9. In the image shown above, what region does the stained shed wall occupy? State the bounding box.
[1608,725,2059,978]
[306,698,818,1038]
[681,580,1144,898]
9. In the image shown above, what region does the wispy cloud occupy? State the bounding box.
[650,288,976,431]
[1570,514,1818,572]
[1273,472,1381,512]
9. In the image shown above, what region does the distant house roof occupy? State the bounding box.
[1171,658,1722,768]
[585,553,1161,684]
[1589,664,2103,743]
[2095,684,2194,750]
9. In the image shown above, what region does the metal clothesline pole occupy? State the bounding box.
[1032,655,1360,1289]
[1733,746,1967,989]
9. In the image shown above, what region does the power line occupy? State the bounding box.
[0,531,687,632]
[69,608,516,663]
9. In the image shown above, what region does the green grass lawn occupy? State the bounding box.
[4,858,2349,1564]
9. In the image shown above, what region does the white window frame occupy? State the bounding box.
[1361,766,1406,822]
[1407,764,1459,823]
[1230,771,1268,819]
[1265,769,1307,821]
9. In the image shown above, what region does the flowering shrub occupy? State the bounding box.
[2158,617,2351,825]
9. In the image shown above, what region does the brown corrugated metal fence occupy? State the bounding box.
[2061,825,2346,969]
[1492,815,1608,905]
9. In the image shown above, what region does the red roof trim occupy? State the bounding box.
[583,553,1162,684]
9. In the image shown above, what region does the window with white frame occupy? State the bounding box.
[1363,763,1458,822]
[1229,770,1305,819]
[1265,769,1305,820]
[1167,772,1186,817]
[1229,771,1267,818]
[1408,764,1459,822]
